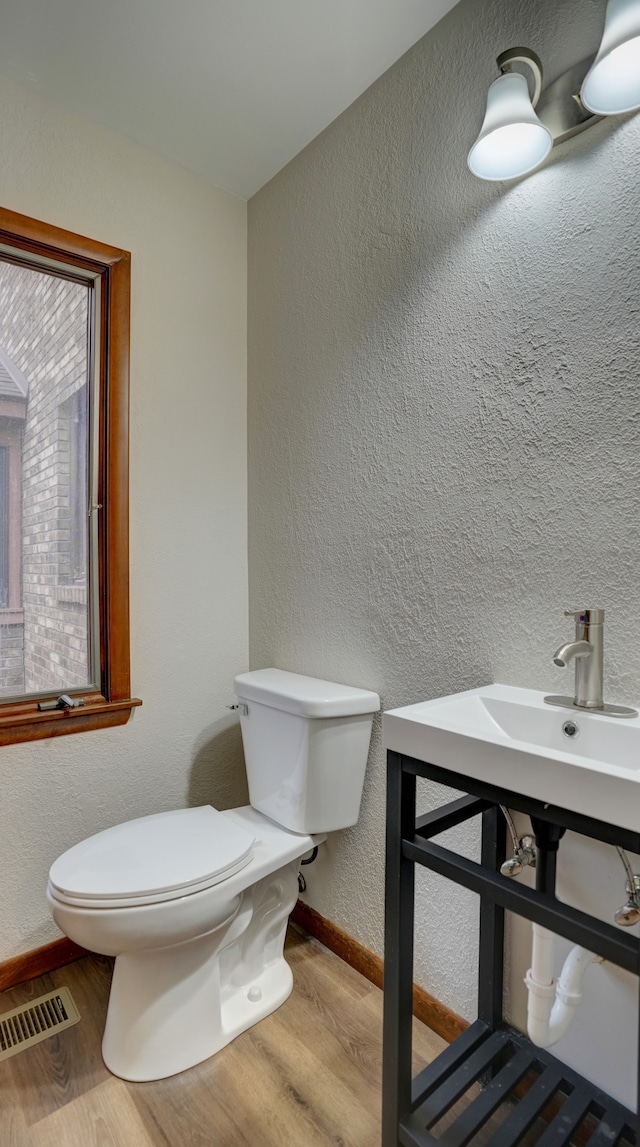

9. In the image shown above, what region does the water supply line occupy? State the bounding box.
[614,847,640,927]
[524,924,602,1049]
[499,807,536,878]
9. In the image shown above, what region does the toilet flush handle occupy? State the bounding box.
[227,702,249,716]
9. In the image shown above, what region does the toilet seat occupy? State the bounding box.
[48,806,255,909]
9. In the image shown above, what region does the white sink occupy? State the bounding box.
[383,684,640,832]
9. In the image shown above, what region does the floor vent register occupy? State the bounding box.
[0,987,80,1061]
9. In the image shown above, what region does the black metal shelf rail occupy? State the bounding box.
[382,750,640,1147]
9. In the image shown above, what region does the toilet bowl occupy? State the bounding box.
[48,806,316,1080]
[47,669,379,1081]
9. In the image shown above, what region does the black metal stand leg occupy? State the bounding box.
[637,975,640,1147]
[382,751,416,1147]
[478,806,507,1029]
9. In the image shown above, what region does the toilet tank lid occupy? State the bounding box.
[234,668,380,718]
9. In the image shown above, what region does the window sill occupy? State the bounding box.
[0,696,142,746]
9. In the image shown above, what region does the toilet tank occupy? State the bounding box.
[233,668,380,834]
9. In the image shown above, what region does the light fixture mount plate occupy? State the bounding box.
[536,55,602,143]
[497,47,544,107]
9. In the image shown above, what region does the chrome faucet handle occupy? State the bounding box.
[563,609,604,624]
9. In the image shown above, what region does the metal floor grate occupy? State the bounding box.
[0,987,80,1062]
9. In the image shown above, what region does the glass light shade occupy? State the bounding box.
[468,72,553,181]
[581,0,640,114]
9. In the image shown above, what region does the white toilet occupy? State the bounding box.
[47,668,379,1082]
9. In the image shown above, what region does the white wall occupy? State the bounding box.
[0,75,249,960]
[248,0,640,1108]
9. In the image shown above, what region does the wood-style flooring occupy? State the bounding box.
[0,925,447,1147]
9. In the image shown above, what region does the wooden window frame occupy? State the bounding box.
[0,205,141,745]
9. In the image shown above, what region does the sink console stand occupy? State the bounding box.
[382,750,640,1147]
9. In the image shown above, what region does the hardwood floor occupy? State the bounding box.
[0,925,447,1147]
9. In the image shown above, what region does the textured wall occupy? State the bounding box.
[248,0,640,1106]
[0,75,249,960]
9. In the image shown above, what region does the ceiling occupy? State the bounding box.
[0,0,460,199]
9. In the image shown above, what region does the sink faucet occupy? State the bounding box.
[545,609,637,718]
[553,608,604,710]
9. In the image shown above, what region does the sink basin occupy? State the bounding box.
[383,684,640,832]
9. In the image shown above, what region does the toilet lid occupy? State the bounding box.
[49,806,255,903]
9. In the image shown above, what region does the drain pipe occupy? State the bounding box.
[524,817,601,1049]
[525,924,601,1048]
[526,845,640,1045]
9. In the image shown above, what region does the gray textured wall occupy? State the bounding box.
[248,0,640,1105]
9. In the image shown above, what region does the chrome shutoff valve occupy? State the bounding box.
[500,834,537,878]
[615,875,640,927]
[614,848,640,927]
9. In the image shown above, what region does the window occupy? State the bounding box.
[0,206,140,744]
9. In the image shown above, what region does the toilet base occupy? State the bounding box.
[102,861,299,1081]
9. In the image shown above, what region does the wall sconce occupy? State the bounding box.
[468,0,640,181]
[582,0,640,113]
